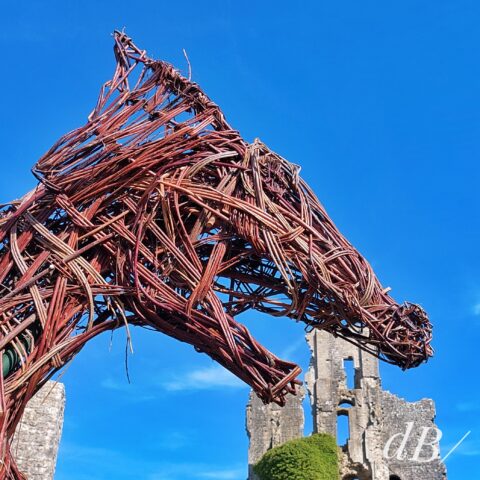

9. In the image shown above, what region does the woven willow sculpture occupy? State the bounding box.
[0,32,433,478]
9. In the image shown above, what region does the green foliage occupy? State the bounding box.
[253,433,339,480]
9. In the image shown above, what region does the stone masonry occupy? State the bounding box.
[11,381,65,480]
[246,330,447,479]
[381,392,446,480]
[305,329,384,479]
[246,388,305,480]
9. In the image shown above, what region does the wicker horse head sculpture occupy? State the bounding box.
[0,32,433,478]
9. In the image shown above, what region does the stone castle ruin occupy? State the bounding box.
[11,382,65,480]
[247,330,447,480]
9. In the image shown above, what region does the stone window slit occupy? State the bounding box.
[337,410,350,447]
[343,357,355,389]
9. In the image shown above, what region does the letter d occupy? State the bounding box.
[383,422,414,460]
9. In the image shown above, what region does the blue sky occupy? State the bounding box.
[1,1,479,479]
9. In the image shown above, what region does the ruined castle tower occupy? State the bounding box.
[246,331,447,480]
[11,381,65,480]
[246,388,305,480]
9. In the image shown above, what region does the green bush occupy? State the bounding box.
[253,433,339,480]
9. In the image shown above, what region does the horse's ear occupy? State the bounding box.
[252,137,266,149]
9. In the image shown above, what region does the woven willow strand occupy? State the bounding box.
[0,32,432,479]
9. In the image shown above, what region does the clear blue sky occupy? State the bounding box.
[1,1,479,479]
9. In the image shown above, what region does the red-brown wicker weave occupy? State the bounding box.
[0,32,432,478]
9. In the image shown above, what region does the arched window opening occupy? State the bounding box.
[390,476,402,480]
[337,411,350,447]
[343,357,356,389]
[339,399,355,408]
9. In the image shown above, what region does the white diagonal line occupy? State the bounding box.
[442,430,471,462]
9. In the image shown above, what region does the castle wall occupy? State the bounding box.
[305,329,386,479]
[11,381,65,480]
[246,389,305,479]
[246,331,447,480]
[381,391,446,480]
